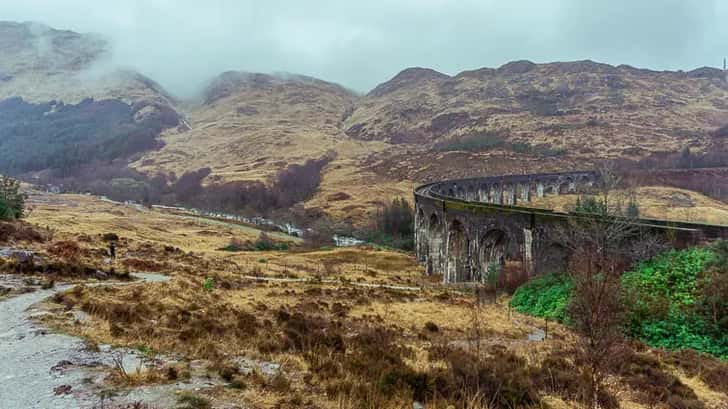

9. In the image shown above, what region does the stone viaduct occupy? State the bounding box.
[414,171,728,283]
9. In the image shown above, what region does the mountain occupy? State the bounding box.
[3,21,728,223]
[0,21,180,174]
[132,71,357,183]
[345,60,728,154]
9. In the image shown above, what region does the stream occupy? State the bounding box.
[0,272,218,409]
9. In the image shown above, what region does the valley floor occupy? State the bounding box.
[0,192,726,408]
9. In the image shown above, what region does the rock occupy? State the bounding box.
[53,384,72,395]
[0,248,35,264]
[51,360,73,372]
[94,270,108,280]
[234,357,280,377]
[326,192,352,201]
[413,402,425,409]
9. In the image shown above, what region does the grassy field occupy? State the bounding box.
[528,185,728,225]
[3,192,725,408]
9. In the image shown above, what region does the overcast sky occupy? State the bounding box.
[2,0,727,96]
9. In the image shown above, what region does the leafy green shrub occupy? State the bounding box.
[574,195,608,215]
[510,273,573,322]
[0,176,25,220]
[203,277,215,292]
[622,248,727,358]
[696,240,728,337]
[511,247,728,359]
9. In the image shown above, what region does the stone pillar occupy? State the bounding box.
[536,181,545,198]
[478,185,489,202]
[491,185,502,204]
[520,183,530,202]
[428,233,443,275]
[466,187,477,202]
[504,185,515,205]
[523,228,534,275]
[414,209,422,261]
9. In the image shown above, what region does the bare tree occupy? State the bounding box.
[556,163,660,408]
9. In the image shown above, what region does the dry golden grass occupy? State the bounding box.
[528,185,728,225]
[17,192,727,409]
[26,192,298,255]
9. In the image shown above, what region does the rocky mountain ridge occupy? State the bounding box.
[3,21,728,222]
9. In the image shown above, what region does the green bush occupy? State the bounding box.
[510,273,573,322]
[0,176,25,220]
[511,247,728,359]
[622,248,728,359]
[203,277,215,292]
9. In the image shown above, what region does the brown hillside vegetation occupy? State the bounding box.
[12,192,725,409]
[529,186,728,225]
[133,60,728,223]
[3,22,728,223]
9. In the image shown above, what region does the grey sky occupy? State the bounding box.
[2,0,726,97]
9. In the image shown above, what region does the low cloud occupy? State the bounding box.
[1,0,725,97]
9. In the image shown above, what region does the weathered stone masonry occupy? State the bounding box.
[414,171,728,283]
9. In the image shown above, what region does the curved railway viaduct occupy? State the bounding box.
[414,171,728,283]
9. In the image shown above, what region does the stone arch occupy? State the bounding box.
[558,178,572,195]
[446,219,470,282]
[550,181,560,195]
[477,229,508,282]
[566,177,576,193]
[576,175,593,193]
[535,241,570,275]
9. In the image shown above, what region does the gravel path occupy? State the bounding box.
[0,273,173,408]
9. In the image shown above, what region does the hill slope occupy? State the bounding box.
[133,71,358,182]
[345,60,728,156]
[0,21,180,174]
[2,22,728,224]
